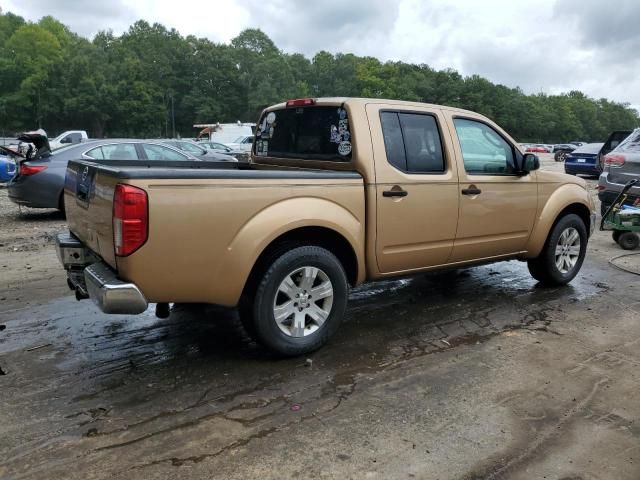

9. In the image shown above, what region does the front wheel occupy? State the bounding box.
[241,245,348,356]
[527,214,587,285]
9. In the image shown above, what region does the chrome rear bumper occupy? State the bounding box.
[84,262,148,314]
[56,231,148,315]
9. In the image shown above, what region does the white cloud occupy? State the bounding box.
[3,0,640,109]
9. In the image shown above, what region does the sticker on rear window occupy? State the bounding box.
[257,112,277,140]
[338,141,352,156]
[330,125,340,143]
[330,112,351,145]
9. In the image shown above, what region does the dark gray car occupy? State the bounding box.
[8,139,200,211]
[598,128,640,214]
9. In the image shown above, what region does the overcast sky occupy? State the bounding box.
[4,0,640,110]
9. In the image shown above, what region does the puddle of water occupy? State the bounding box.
[0,259,608,390]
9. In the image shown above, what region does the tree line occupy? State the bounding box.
[1,9,638,143]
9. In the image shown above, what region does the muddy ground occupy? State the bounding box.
[0,157,639,480]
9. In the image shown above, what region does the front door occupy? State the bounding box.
[448,117,538,263]
[367,104,460,273]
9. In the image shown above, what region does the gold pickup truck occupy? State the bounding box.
[57,98,596,356]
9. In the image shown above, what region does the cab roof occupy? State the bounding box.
[266,97,483,118]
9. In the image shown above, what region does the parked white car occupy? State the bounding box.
[49,130,89,150]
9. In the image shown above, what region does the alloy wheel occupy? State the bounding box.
[273,266,334,337]
[555,227,581,274]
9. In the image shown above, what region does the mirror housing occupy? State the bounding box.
[523,153,540,173]
[517,153,540,175]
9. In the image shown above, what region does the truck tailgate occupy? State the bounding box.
[64,161,120,269]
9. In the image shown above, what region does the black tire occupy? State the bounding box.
[241,245,348,356]
[618,232,639,250]
[612,231,622,243]
[554,151,567,162]
[527,214,588,286]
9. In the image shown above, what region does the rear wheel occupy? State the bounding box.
[527,214,587,285]
[240,245,348,356]
[554,151,567,162]
[618,232,639,250]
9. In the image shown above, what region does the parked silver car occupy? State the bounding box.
[196,140,243,155]
[8,138,202,211]
[160,139,238,161]
[598,129,638,215]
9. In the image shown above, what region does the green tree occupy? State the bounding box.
[0,10,637,141]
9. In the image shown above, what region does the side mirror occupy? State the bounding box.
[522,153,540,173]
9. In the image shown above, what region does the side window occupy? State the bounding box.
[143,144,189,161]
[85,146,104,159]
[70,133,82,143]
[380,111,445,173]
[380,112,406,171]
[453,118,515,175]
[100,144,139,160]
[181,142,204,155]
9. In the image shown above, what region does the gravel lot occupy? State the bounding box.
[0,186,67,309]
[1,156,639,480]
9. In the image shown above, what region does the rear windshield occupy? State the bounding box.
[614,129,640,153]
[255,106,352,161]
[573,143,604,154]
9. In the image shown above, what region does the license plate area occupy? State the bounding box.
[60,247,94,267]
[56,232,99,270]
[576,158,586,163]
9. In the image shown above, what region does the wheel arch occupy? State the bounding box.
[216,197,365,306]
[242,226,360,299]
[525,185,593,258]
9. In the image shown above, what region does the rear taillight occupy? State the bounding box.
[113,184,148,257]
[19,164,47,176]
[286,98,316,107]
[604,154,626,167]
[596,185,606,191]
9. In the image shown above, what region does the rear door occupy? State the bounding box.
[447,116,537,262]
[367,104,459,273]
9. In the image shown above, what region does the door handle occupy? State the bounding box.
[383,189,408,198]
[461,186,482,196]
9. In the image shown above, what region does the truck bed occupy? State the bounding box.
[69,159,362,180]
[63,159,365,305]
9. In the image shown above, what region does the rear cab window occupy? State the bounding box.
[254,105,352,162]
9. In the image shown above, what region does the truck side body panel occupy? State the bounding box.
[61,98,596,312]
